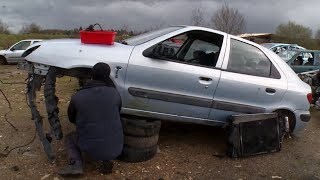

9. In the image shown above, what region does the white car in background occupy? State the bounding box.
[0,39,42,65]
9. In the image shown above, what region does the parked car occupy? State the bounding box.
[0,39,42,64]
[21,26,311,134]
[277,49,320,73]
[261,43,305,54]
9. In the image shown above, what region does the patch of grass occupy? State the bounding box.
[0,33,77,49]
[0,33,127,50]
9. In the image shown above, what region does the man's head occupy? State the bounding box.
[91,63,111,81]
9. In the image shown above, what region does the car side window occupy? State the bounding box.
[11,41,31,51]
[146,31,223,68]
[227,39,275,78]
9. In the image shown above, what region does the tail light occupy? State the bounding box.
[307,93,312,104]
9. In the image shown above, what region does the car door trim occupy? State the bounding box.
[128,87,213,108]
[213,100,266,114]
[128,87,266,113]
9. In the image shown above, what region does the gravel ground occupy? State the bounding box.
[0,65,319,180]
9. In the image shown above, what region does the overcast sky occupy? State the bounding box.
[1,0,319,34]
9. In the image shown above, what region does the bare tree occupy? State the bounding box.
[0,19,10,34]
[20,23,41,34]
[315,29,320,40]
[211,3,246,35]
[191,6,205,26]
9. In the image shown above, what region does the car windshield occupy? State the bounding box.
[277,50,300,62]
[123,26,184,46]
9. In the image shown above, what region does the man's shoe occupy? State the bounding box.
[58,161,83,176]
[99,161,113,174]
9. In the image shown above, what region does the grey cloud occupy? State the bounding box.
[0,0,319,34]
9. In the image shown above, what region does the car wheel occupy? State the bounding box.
[0,56,7,65]
[124,134,159,149]
[117,145,158,163]
[122,118,161,137]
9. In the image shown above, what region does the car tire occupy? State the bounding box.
[124,134,159,149]
[122,118,161,137]
[118,145,158,163]
[0,56,7,65]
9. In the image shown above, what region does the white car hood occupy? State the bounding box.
[0,50,9,55]
[25,39,134,69]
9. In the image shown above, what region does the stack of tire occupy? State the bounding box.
[118,118,161,163]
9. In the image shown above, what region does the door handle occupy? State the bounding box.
[265,88,276,93]
[199,77,212,81]
[115,66,122,78]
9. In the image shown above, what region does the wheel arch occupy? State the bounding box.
[274,108,296,132]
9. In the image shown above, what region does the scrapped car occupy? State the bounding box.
[0,39,42,65]
[20,26,311,160]
[277,49,320,73]
[261,43,305,54]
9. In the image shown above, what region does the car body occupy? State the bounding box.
[277,49,320,73]
[0,39,42,64]
[261,43,306,54]
[22,26,311,133]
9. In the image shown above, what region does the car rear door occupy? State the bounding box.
[209,37,287,121]
[123,30,227,120]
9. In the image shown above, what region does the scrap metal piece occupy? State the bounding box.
[27,73,55,162]
[44,67,63,140]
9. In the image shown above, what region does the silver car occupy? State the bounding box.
[0,39,42,64]
[22,26,311,134]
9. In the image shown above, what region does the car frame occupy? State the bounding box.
[261,43,306,54]
[0,39,42,65]
[19,26,311,160]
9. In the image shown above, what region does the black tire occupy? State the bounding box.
[0,56,7,65]
[118,145,158,163]
[122,118,161,137]
[124,134,159,148]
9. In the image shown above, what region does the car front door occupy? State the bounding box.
[210,37,287,122]
[6,41,31,63]
[123,30,227,121]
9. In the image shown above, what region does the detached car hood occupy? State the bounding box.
[25,39,134,69]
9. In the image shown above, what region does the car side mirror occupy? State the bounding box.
[143,44,160,59]
[143,44,175,59]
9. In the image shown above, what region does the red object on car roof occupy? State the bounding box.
[80,30,117,45]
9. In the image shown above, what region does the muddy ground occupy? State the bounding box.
[0,65,319,180]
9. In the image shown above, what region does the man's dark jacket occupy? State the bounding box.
[68,80,123,160]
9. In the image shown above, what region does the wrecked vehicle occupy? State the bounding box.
[261,43,305,54]
[0,39,42,65]
[19,26,311,161]
[277,49,320,73]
